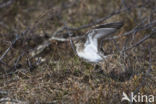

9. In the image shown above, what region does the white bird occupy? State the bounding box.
[73,22,123,63]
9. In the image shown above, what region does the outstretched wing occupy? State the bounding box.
[87,22,123,49]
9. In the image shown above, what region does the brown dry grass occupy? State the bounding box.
[0,0,155,104]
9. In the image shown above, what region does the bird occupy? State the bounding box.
[73,22,123,63]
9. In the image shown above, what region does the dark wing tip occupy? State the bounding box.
[94,21,124,29]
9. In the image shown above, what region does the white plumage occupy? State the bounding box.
[75,22,123,63]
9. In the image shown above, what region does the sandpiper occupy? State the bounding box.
[73,22,123,63]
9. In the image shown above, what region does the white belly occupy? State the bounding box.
[77,44,103,62]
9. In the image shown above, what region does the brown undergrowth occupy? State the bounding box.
[0,0,155,104]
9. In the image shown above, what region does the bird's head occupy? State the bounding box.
[73,39,85,52]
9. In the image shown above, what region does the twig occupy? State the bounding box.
[0,34,20,61]
[49,19,156,42]
[65,8,127,31]
[51,18,155,42]
[121,31,155,52]
[104,19,156,40]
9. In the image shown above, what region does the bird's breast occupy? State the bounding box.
[77,45,103,62]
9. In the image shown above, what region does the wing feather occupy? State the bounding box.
[86,22,123,49]
[92,21,123,40]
